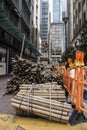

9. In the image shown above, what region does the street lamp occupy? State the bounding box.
[63,17,69,52]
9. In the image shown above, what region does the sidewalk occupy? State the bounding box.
[0,76,15,115]
[0,76,10,97]
[0,75,12,88]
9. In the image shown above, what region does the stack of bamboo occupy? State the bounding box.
[6,57,43,94]
[6,56,63,94]
[19,83,66,102]
[11,89,72,123]
[42,71,63,85]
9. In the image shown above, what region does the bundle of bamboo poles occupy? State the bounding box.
[6,56,63,94]
[19,83,66,102]
[41,71,63,85]
[11,90,72,123]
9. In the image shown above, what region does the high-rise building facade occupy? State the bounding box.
[0,0,40,75]
[30,0,40,51]
[49,23,65,64]
[67,0,87,46]
[40,0,49,63]
[67,0,73,44]
[53,0,61,22]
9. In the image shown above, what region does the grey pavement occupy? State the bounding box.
[0,76,15,115]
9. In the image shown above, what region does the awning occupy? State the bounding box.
[0,9,41,56]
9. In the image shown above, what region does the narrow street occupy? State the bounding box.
[0,77,15,115]
[0,0,87,129]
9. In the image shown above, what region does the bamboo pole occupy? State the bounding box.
[17,91,66,97]
[19,89,65,94]
[20,84,63,89]
[11,97,69,113]
[11,102,69,122]
[11,98,68,116]
[20,34,25,58]
[14,94,72,109]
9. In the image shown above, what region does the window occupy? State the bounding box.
[1,31,5,39]
[5,33,11,43]
[82,0,85,5]
[0,48,6,63]
[73,2,75,10]
[73,29,76,36]
[78,2,81,12]
[0,54,2,61]
[75,10,78,19]
[82,11,86,24]
[76,25,78,34]
[79,19,81,29]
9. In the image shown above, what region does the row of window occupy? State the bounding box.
[3,0,30,27]
[2,0,31,38]
[0,28,21,50]
[73,10,86,37]
[22,1,30,22]
[73,0,86,15]
[73,0,85,7]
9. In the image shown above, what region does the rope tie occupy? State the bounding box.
[60,103,64,121]
[31,83,35,113]
[19,90,26,109]
[28,84,33,114]
[57,85,59,101]
[49,84,52,121]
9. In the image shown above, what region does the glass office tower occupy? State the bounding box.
[53,0,61,22]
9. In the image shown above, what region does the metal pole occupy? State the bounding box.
[20,34,25,58]
[63,17,69,52]
[65,22,67,52]
[48,46,49,64]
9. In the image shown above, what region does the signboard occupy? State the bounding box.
[41,43,49,53]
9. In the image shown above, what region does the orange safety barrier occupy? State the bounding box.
[58,67,87,113]
[75,50,84,61]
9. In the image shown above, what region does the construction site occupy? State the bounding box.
[0,0,87,130]
[0,51,87,130]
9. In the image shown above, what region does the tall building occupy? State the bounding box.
[40,0,49,63]
[49,23,65,64]
[53,0,61,22]
[0,0,40,75]
[67,0,87,46]
[30,0,40,51]
[62,0,67,15]
[67,0,73,44]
